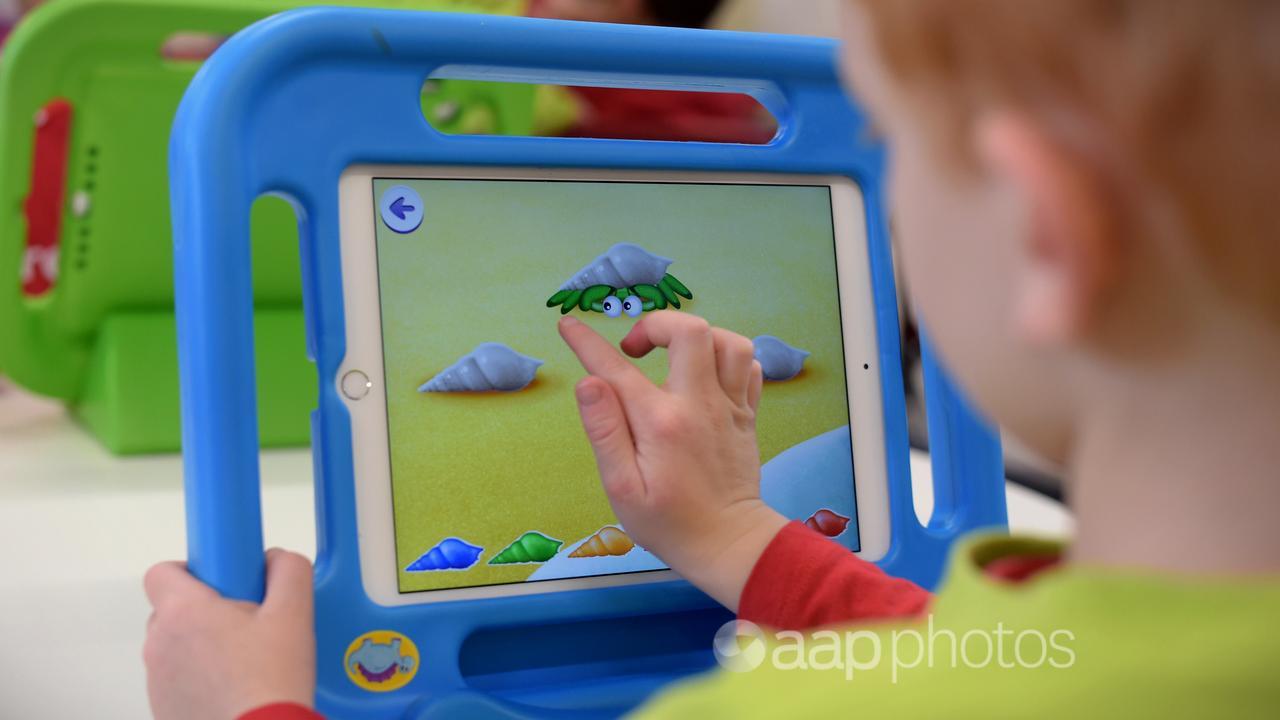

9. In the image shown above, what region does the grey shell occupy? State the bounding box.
[419,343,543,393]
[752,335,810,381]
[558,242,673,290]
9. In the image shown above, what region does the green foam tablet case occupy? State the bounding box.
[0,0,531,453]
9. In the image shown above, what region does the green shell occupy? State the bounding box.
[488,531,564,564]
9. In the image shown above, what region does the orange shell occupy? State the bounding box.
[569,526,635,558]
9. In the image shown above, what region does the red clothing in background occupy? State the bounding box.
[562,86,777,144]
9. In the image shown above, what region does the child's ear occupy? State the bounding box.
[976,112,1119,348]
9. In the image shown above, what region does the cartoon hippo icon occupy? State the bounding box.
[348,637,416,684]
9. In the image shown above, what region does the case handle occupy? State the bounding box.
[918,332,1007,535]
[174,179,275,602]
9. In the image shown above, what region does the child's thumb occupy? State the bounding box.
[574,377,642,501]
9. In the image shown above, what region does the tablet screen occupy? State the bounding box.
[372,178,861,594]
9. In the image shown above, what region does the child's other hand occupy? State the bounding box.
[143,549,316,720]
[559,312,788,610]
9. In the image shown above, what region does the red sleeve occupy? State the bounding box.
[239,703,325,720]
[738,521,932,630]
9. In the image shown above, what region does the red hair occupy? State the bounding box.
[857,0,1280,326]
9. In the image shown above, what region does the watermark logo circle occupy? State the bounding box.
[713,620,767,673]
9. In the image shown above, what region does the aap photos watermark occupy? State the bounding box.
[713,617,1076,683]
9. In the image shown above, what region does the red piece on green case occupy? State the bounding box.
[21,99,71,298]
[0,0,531,454]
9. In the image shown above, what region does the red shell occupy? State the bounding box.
[804,508,850,537]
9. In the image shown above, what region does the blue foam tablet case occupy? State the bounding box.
[171,9,1007,718]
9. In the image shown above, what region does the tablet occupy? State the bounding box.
[338,167,891,606]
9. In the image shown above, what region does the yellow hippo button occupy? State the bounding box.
[344,630,419,692]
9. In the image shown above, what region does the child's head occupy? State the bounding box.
[527,0,722,28]
[840,0,1280,463]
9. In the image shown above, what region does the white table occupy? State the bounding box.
[0,387,1071,719]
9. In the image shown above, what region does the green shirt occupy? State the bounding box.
[634,536,1280,718]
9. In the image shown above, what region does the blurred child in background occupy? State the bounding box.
[527,0,777,143]
[0,0,43,49]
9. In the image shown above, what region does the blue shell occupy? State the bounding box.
[752,335,810,381]
[404,537,483,572]
[558,242,673,290]
[418,342,543,393]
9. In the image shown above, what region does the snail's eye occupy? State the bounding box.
[622,295,644,317]
[602,295,623,318]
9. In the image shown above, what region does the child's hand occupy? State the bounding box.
[559,312,789,610]
[143,549,316,720]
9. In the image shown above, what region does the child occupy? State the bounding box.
[526,0,722,27]
[143,0,1280,717]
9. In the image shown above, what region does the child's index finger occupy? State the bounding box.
[558,316,655,399]
[620,311,718,395]
[262,548,314,616]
